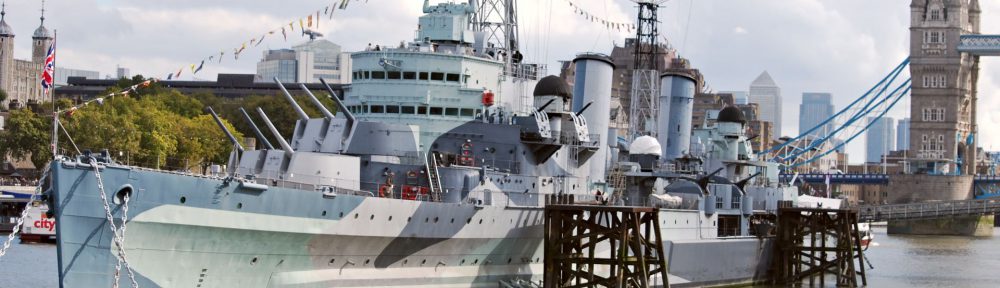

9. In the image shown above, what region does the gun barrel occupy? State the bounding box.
[205,107,244,152]
[299,83,335,119]
[319,78,355,123]
[256,107,295,156]
[239,107,275,150]
[274,77,310,121]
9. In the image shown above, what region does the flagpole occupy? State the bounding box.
[50,30,58,159]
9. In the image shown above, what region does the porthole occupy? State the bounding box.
[322,211,327,216]
[370,215,375,220]
[339,212,344,217]
[364,259,370,265]
[507,258,512,263]
[355,213,360,219]
[473,259,478,264]
[425,217,430,223]
[479,219,483,224]
[461,259,466,264]
[421,259,427,265]
[388,216,393,221]
[237,203,243,209]
[450,218,455,223]
[403,259,409,265]
[434,217,439,223]
[328,259,336,265]
[250,257,258,265]
[180,196,186,204]
[408,217,412,222]
[535,257,540,262]
[466,218,471,224]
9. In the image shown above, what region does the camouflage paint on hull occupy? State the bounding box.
[52,160,544,287]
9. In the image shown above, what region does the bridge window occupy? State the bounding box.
[386,105,400,114]
[460,108,475,117]
[430,107,443,115]
[418,106,428,114]
[922,74,946,88]
[371,105,384,113]
[923,31,945,44]
[372,71,386,79]
[446,74,460,82]
[402,106,415,114]
[922,108,945,122]
[929,9,941,21]
[419,72,429,80]
[388,71,402,79]
[445,108,459,116]
[403,72,416,80]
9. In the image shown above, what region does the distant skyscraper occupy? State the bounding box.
[799,92,834,137]
[749,71,781,138]
[897,118,910,150]
[116,66,131,79]
[256,39,352,84]
[721,90,749,105]
[866,117,896,163]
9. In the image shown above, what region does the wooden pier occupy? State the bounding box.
[771,207,867,287]
[543,205,669,288]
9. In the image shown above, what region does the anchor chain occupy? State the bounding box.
[0,163,50,259]
[90,159,139,288]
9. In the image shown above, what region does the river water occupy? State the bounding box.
[0,226,998,287]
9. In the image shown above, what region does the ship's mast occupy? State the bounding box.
[628,0,664,141]
[473,0,519,54]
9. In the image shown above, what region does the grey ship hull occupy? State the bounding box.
[51,159,773,287]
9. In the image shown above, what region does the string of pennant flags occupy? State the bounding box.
[166,0,370,81]
[564,0,636,33]
[58,0,371,115]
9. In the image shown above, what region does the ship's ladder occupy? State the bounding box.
[426,153,444,202]
[607,165,627,205]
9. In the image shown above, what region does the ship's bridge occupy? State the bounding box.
[344,50,502,121]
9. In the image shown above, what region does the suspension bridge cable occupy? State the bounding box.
[789,82,912,169]
[764,58,910,155]
[780,78,911,163]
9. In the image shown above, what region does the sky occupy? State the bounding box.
[7,0,1000,164]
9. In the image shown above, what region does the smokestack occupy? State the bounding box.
[571,53,615,182]
[659,72,696,159]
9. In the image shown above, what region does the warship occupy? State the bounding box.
[44,1,800,287]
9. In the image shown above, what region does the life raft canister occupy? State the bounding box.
[482,90,495,107]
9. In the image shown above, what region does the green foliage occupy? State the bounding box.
[0,109,52,169]
[0,78,342,173]
[0,89,7,105]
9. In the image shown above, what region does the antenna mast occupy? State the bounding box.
[473,0,519,54]
[627,0,665,140]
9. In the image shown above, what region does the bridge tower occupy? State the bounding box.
[908,0,981,175]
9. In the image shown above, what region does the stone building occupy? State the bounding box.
[908,0,981,175]
[0,5,52,110]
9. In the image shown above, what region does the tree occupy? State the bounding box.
[0,109,52,169]
[0,89,7,107]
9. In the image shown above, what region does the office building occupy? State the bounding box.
[256,39,352,84]
[866,117,896,163]
[897,118,910,150]
[799,92,834,137]
[749,71,782,138]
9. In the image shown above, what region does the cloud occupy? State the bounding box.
[6,0,997,163]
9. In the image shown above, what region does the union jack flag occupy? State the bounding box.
[40,40,56,95]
